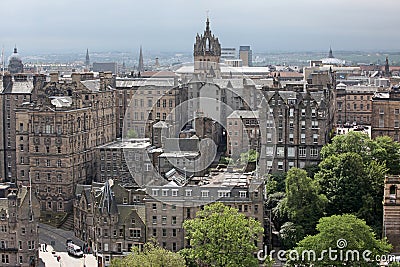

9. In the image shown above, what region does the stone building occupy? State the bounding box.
[74,180,146,267]
[383,175,400,252]
[258,82,335,173]
[371,88,400,141]
[227,110,260,158]
[335,83,386,126]
[15,72,117,214]
[144,172,264,252]
[0,184,40,266]
[0,74,33,183]
[95,138,153,186]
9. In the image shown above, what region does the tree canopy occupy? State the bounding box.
[321,131,400,174]
[288,214,392,266]
[182,202,264,267]
[284,168,326,233]
[110,242,186,267]
[316,132,395,234]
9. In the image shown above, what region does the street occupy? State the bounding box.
[39,245,97,267]
[39,223,97,267]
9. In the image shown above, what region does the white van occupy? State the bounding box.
[66,242,84,257]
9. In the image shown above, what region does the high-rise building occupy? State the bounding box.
[221,47,236,60]
[15,72,117,214]
[0,74,33,182]
[239,45,252,67]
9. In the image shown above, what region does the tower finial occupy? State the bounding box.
[328,46,334,58]
[206,11,210,32]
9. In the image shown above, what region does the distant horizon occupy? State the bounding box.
[2,0,400,56]
[10,48,400,57]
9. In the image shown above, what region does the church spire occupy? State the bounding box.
[328,46,334,58]
[206,17,210,32]
[385,56,390,77]
[138,46,144,72]
[85,48,90,68]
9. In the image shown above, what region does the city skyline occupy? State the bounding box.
[2,0,400,54]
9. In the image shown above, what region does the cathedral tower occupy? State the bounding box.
[193,18,221,77]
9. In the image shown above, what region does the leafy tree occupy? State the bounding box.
[265,172,286,194]
[110,241,186,267]
[266,192,287,232]
[321,131,400,175]
[303,164,319,179]
[239,149,258,165]
[183,202,264,267]
[279,222,304,249]
[126,129,138,138]
[284,168,327,235]
[317,132,391,235]
[288,214,392,266]
[316,152,367,215]
[374,136,400,174]
[219,156,233,165]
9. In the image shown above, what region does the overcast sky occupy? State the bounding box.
[2,0,400,54]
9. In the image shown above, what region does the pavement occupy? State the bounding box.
[39,223,86,252]
[38,223,97,267]
[39,245,97,267]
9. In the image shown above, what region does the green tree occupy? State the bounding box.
[182,202,264,267]
[126,129,138,138]
[288,214,392,266]
[284,168,327,235]
[321,131,400,175]
[316,152,367,215]
[317,135,389,235]
[239,149,258,165]
[265,172,286,194]
[374,135,400,174]
[110,242,186,267]
[279,222,304,249]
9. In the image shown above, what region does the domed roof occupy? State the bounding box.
[320,47,345,66]
[8,47,22,62]
[321,57,345,65]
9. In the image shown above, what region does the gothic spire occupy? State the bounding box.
[138,46,144,72]
[385,56,390,77]
[206,17,210,33]
[328,46,334,58]
[99,179,118,215]
[85,48,90,68]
